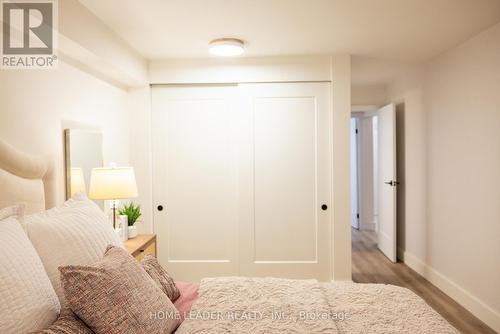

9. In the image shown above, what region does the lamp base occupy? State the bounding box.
[109,199,120,229]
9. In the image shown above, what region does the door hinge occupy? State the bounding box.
[355,129,358,134]
[356,213,359,219]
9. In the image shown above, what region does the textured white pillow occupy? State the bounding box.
[23,193,123,305]
[0,205,60,334]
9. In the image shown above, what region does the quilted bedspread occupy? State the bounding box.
[175,277,459,334]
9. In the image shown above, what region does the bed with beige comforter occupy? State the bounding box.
[176,277,459,334]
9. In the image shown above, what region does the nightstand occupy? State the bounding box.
[124,234,157,261]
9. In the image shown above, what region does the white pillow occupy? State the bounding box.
[0,205,60,334]
[23,193,123,305]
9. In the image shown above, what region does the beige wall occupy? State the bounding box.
[388,22,500,332]
[331,55,352,281]
[0,1,147,216]
[0,61,131,206]
[149,56,332,84]
[387,70,427,262]
[128,86,153,234]
[352,84,387,107]
[58,0,148,87]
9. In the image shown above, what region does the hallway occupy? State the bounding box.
[351,229,495,334]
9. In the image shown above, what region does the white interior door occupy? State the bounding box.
[377,103,397,262]
[238,82,332,281]
[350,118,359,229]
[152,85,240,281]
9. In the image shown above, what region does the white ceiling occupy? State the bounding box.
[79,0,500,84]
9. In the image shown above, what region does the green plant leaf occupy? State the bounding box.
[118,202,142,226]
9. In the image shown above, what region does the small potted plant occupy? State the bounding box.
[118,202,142,238]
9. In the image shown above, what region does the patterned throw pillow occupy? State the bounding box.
[31,308,93,334]
[141,255,181,302]
[59,245,180,334]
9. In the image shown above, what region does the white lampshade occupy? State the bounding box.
[70,168,86,197]
[88,166,138,200]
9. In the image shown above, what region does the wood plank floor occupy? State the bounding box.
[351,228,496,334]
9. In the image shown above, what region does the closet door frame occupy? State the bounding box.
[151,82,333,282]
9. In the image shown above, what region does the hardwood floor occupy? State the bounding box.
[351,228,496,334]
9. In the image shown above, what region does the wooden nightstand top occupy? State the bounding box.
[124,234,156,258]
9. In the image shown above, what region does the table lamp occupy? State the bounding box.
[88,165,138,228]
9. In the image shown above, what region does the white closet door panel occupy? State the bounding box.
[152,86,239,281]
[239,82,332,281]
[253,97,317,261]
[165,99,235,261]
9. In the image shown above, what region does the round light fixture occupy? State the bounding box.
[209,38,245,57]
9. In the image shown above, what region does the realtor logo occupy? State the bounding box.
[1,0,57,68]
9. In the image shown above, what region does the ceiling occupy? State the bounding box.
[80,0,500,62]
[79,0,500,85]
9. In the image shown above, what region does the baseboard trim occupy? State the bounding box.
[401,250,500,333]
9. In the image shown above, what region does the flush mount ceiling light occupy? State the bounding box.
[209,38,245,57]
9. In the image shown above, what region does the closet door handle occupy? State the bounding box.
[157,205,164,211]
[321,204,328,211]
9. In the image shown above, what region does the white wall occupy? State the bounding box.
[0,61,130,206]
[388,22,500,332]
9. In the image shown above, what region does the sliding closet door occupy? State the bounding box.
[238,82,332,281]
[152,85,240,281]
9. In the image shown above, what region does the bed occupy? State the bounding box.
[0,138,459,333]
[175,277,459,333]
[0,139,56,214]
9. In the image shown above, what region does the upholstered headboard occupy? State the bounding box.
[0,139,56,214]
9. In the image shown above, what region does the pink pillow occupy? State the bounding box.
[173,282,199,321]
[141,255,180,302]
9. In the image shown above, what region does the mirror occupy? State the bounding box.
[64,129,104,208]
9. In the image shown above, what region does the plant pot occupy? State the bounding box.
[128,225,138,238]
[119,215,128,241]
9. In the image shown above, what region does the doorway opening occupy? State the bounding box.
[350,110,378,233]
[351,104,398,272]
